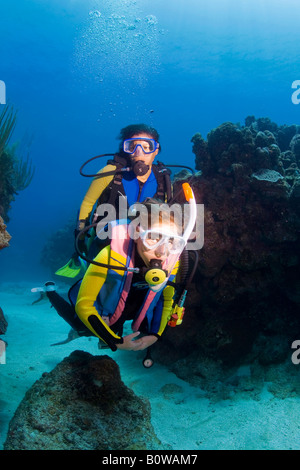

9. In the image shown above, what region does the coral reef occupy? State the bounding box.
[4,350,166,451]
[0,107,35,222]
[0,307,8,335]
[154,116,300,380]
[0,215,11,250]
[0,215,9,350]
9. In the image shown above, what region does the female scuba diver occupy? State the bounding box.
[32,184,197,367]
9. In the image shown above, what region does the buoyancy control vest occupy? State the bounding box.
[96,154,172,215]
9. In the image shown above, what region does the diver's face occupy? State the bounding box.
[129,133,159,167]
[136,221,180,268]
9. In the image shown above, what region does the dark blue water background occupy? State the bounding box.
[1,0,300,281]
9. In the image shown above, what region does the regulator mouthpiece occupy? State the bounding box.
[142,259,168,286]
[132,160,150,177]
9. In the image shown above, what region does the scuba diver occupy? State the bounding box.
[56,124,173,278]
[32,184,197,368]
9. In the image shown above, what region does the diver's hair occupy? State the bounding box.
[117,124,161,154]
[138,198,183,234]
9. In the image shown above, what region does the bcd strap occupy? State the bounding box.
[106,154,128,206]
[152,161,172,202]
[98,156,172,209]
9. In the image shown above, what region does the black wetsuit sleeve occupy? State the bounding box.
[88,315,124,351]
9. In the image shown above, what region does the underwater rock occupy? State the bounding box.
[251,168,284,183]
[0,307,8,335]
[204,122,251,175]
[277,124,298,151]
[290,178,300,199]
[250,169,290,199]
[4,350,165,451]
[154,116,300,375]
[191,132,211,176]
[0,215,11,250]
[254,130,276,148]
[254,334,289,366]
[194,117,300,178]
[290,134,300,161]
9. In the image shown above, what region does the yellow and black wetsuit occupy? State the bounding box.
[75,245,124,350]
[78,164,116,229]
[77,161,172,231]
[74,242,178,351]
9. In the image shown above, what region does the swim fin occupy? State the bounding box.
[51,328,80,346]
[55,256,86,278]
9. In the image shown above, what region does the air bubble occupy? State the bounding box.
[145,15,158,26]
[89,10,101,19]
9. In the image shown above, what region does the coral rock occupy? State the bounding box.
[0,215,11,250]
[154,116,300,374]
[0,307,8,335]
[4,350,165,451]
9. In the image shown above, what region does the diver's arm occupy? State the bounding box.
[75,245,124,351]
[117,286,176,351]
[77,164,116,226]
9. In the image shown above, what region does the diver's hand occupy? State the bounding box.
[117,333,158,351]
[133,335,158,351]
[116,332,141,351]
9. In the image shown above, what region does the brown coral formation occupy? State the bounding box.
[4,350,166,451]
[0,215,10,250]
[0,307,8,335]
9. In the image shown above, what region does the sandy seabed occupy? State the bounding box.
[1,281,300,451]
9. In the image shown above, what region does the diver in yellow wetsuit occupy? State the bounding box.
[43,199,185,352]
[33,183,197,367]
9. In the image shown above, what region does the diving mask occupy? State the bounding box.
[123,138,159,155]
[139,228,186,255]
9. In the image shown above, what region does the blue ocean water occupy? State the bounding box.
[1,0,300,280]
